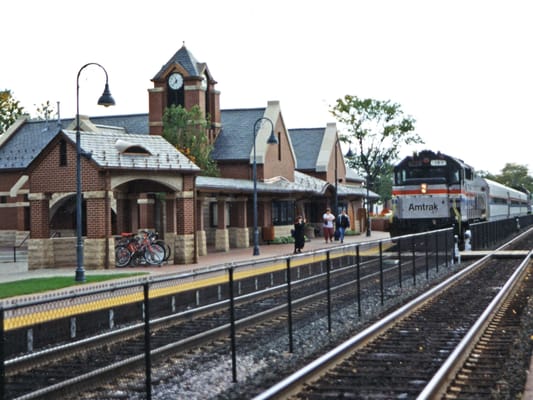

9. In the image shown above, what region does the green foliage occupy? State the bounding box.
[330,95,423,203]
[345,229,359,236]
[0,273,145,299]
[495,163,533,194]
[0,90,25,133]
[162,105,219,177]
[271,236,294,244]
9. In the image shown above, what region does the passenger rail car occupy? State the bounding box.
[390,150,530,238]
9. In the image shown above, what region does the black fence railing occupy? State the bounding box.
[0,227,461,399]
[470,214,533,250]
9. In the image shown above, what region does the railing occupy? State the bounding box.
[10,233,29,263]
[0,228,458,399]
[470,214,533,250]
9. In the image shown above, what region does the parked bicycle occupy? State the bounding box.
[115,231,166,267]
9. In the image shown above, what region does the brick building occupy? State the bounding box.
[0,44,377,270]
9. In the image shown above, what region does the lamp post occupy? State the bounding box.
[75,63,115,282]
[334,135,338,217]
[252,117,278,256]
[366,175,371,237]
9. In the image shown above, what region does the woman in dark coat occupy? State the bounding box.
[293,216,306,253]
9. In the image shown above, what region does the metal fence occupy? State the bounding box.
[470,214,533,250]
[0,227,463,399]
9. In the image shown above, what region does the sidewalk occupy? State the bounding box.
[0,231,391,284]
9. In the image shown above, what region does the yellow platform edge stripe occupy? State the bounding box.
[4,245,386,331]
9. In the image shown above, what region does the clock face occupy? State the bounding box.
[168,73,183,90]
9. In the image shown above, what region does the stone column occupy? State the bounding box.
[174,190,195,264]
[196,196,207,256]
[229,197,249,248]
[28,192,53,269]
[215,196,229,252]
[84,190,113,269]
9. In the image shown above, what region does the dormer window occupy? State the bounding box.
[115,139,152,155]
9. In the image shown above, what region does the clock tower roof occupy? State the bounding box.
[152,43,209,81]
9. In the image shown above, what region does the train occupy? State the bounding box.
[390,150,531,240]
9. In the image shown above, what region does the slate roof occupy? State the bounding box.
[0,115,150,170]
[0,119,62,170]
[288,128,324,170]
[196,171,377,198]
[197,175,307,194]
[0,111,372,197]
[152,44,206,81]
[61,129,200,172]
[211,108,266,161]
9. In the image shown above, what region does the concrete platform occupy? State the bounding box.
[0,231,392,284]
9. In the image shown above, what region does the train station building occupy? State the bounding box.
[0,45,378,270]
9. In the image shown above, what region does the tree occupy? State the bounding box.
[162,104,219,177]
[330,95,423,196]
[0,90,24,133]
[35,100,56,121]
[495,163,533,194]
[371,161,393,206]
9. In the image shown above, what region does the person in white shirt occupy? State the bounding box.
[322,208,335,243]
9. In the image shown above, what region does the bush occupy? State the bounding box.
[270,236,295,244]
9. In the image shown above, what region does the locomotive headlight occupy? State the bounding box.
[420,183,427,194]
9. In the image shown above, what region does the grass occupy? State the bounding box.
[0,273,147,299]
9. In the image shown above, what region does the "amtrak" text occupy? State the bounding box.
[408,203,438,211]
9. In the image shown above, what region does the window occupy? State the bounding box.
[59,139,67,166]
[272,200,295,225]
[210,202,230,227]
[278,132,281,161]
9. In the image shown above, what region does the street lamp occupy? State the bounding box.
[366,175,371,237]
[252,117,278,256]
[75,63,115,282]
[335,138,354,222]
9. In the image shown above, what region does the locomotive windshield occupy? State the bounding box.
[394,158,461,185]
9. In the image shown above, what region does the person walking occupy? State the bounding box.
[337,209,350,243]
[293,215,306,253]
[322,208,335,243]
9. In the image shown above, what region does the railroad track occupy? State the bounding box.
[3,240,459,400]
[254,234,532,399]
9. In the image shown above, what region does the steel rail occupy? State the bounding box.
[253,227,533,400]
[252,251,499,399]
[417,250,532,399]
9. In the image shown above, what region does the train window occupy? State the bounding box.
[449,169,460,184]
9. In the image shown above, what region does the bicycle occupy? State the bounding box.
[115,231,165,267]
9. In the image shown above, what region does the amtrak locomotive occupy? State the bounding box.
[390,150,530,238]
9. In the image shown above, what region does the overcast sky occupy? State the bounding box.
[2,0,531,175]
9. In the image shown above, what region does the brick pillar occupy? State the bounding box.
[28,193,50,239]
[85,191,110,238]
[229,197,249,248]
[84,191,113,270]
[173,191,195,264]
[16,193,28,231]
[196,196,207,256]
[28,192,53,270]
[215,197,229,252]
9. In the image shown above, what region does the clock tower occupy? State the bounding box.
[148,44,221,142]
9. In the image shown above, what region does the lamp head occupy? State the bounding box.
[97,83,116,107]
[345,148,354,158]
[267,130,278,145]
